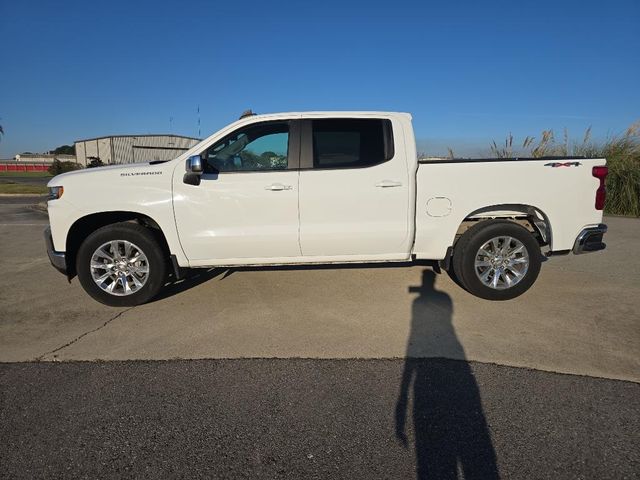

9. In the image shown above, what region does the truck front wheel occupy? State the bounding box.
[452,220,542,300]
[76,223,167,307]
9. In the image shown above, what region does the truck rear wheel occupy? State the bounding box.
[452,220,542,300]
[76,223,167,307]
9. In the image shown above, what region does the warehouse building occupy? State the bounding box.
[74,134,201,166]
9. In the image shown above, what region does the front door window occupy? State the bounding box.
[205,122,289,173]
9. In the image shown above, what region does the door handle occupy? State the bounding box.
[265,183,293,191]
[375,180,402,188]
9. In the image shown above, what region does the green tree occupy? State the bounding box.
[50,144,75,155]
[87,157,104,168]
[48,159,82,175]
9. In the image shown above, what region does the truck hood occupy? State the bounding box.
[47,162,168,187]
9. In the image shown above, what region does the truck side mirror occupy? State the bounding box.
[184,155,204,186]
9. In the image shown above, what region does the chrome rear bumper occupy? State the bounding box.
[573,224,607,254]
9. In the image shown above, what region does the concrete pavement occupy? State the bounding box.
[0,197,638,382]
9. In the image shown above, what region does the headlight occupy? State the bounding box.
[48,186,64,200]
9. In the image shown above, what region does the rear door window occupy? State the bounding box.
[311,119,393,169]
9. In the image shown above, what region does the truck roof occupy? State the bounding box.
[244,111,413,121]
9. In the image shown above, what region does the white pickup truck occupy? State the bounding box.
[45,111,608,306]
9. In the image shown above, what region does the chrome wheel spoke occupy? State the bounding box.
[110,241,121,260]
[130,264,149,275]
[508,244,525,256]
[475,236,529,290]
[119,273,131,294]
[96,271,113,284]
[480,268,493,283]
[124,241,133,259]
[130,274,144,289]
[509,267,524,279]
[91,260,113,270]
[107,278,118,292]
[501,237,512,254]
[90,240,149,297]
[504,271,514,287]
[96,246,114,262]
[491,269,500,288]
[510,257,528,264]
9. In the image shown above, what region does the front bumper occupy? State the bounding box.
[44,226,67,275]
[573,224,607,254]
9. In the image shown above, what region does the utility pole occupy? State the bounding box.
[197,105,201,139]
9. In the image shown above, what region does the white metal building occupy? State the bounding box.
[74,134,201,166]
[14,153,78,164]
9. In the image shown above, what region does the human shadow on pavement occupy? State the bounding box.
[395,270,500,480]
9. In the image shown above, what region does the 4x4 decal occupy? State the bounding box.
[544,161,582,168]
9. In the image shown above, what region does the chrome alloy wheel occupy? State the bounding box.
[90,240,150,296]
[474,236,529,290]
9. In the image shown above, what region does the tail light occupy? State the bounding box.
[592,166,608,210]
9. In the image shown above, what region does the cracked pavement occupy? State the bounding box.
[35,307,135,361]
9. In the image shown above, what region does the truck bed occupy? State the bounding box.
[412,156,606,260]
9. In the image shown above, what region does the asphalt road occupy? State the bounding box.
[1,195,639,479]
[0,194,47,222]
[1,360,638,479]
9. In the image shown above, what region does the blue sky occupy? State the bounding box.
[1,0,638,157]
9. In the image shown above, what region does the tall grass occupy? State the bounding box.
[600,124,640,217]
[488,123,640,217]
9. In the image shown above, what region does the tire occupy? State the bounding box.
[445,263,466,290]
[76,222,168,307]
[452,220,542,301]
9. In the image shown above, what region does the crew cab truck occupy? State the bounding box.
[45,112,608,306]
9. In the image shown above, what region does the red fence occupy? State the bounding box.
[0,162,50,172]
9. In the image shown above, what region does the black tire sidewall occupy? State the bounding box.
[455,221,542,301]
[76,223,167,307]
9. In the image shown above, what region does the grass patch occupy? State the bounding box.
[0,171,52,177]
[0,184,48,194]
[597,126,640,217]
